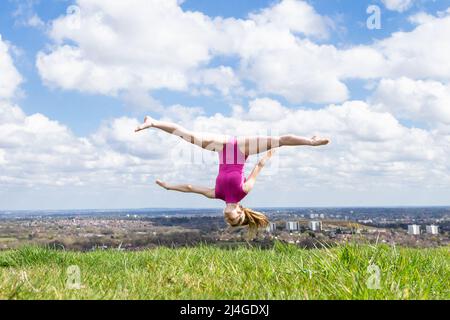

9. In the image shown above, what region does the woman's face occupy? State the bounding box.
[224,204,244,226]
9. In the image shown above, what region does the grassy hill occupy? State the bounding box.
[0,243,448,299]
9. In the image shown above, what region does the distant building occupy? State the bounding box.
[286,221,299,231]
[309,213,316,219]
[266,222,277,233]
[408,224,420,235]
[426,225,439,235]
[308,221,322,232]
[319,214,325,219]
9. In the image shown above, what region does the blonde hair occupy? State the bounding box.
[235,205,269,231]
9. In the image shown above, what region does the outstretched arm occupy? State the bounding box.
[156,179,215,199]
[243,150,275,193]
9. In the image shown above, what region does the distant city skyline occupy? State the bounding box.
[1,0,450,209]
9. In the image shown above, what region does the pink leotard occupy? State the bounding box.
[215,136,248,203]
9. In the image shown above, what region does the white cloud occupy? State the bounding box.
[246,98,288,121]
[221,6,450,102]
[37,45,134,95]
[237,40,350,103]
[12,0,45,29]
[248,0,331,39]
[37,0,217,96]
[2,93,450,207]
[371,77,450,126]
[121,88,163,113]
[0,99,179,189]
[3,92,448,190]
[37,0,341,104]
[0,102,95,187]
[191,66,241,96]
[0,36,22,99]
[408,11,435,25]
[381,0,414,12]
[36,0,450,106]
[241,7,450,105]
[376,10,450,80]
[27,14,45,28]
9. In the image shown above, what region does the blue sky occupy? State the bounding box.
[1,0,450,209]
[1,0,126,136]
[1,0,448,136]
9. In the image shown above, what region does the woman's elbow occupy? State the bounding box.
[243,180,255,193]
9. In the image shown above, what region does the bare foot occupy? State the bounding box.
[155,179,169,190]
[135,116,156,132]
[310,136,330,146]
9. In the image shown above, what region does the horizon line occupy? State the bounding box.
[1,205,450,213]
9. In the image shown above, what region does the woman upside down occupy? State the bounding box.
[135,116,329,231]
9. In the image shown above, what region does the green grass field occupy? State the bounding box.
[0,243,448,300]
